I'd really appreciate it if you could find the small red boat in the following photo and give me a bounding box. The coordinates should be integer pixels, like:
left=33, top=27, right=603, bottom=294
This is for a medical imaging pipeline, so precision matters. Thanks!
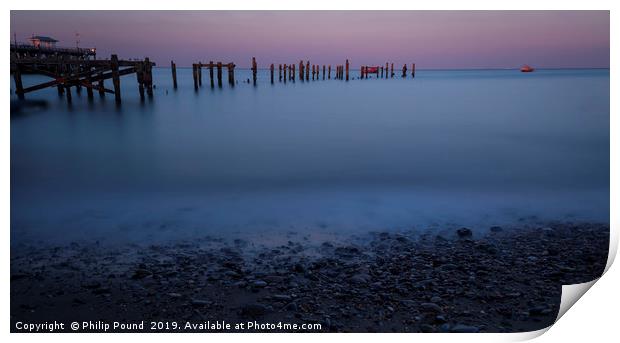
left=520, top=65, right=534, bottom=72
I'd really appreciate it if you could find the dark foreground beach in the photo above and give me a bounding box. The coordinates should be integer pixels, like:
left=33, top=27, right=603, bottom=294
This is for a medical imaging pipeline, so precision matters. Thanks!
left=11, top=222, right=608, bottom=333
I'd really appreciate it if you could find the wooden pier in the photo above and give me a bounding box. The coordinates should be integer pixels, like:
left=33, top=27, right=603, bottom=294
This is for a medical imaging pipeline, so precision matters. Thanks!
left=12, top=47, right=419, bottom=105
left=11, top=52, right=155, bottom=104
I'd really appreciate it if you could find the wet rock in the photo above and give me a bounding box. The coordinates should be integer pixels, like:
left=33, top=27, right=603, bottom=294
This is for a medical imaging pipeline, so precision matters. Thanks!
left=457, top=228, right=473, bottom=238
left=490, top=226, right=503, bottom=233
left=272, top=294, right=292, bottom=301
left=285, top=302, right=298, bottom=312
left=131, top=268, right=153, bottom=280
left=191, top=299, right=211, bottom=307
left=529, top=306, right=552, bottom=316
left=82, top=281, right=101, bottom=289
left=92, top=287, right=111, bottom=295
left=253, top=280, right=268, bottom=288
left=239, top=303, right=269, bottom=317
left=420, top=302, right=443, bottom=313
left=349, top=273, right=371, bottom=284
left=293, top=263, right=305, bottom=273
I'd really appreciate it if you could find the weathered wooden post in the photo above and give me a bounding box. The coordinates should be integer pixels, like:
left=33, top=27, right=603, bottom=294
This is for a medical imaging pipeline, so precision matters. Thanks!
left=197, top=61, right=202, bottom=87
left=192, top=64, right=198, bottom=91
left=385, top=63, right=389, bottom=79
left=306, top=61, right=310, bottom=81
left=111, top=54, right=121, bottom=103
left=171, top=60, right=178, bottom=89
left=12, top=63, right=25, bottom=100
left=291, top=64, right=295, bottom=81
left=327, top=65, right=331, bottom=79
left=278, top=64, right=282, bottom=82
left=209, top=61, right=215, bottom=88
left=136, top=62, right=145, bottom=100
left=217, top=62, right=223, bottom=87
left=228, top=64, right=235, bottom=86
left=412, top=63, right=416, bottom=78
left=283, top=64, right=287, bottom=84
left=390, top=63, right=394, bottom=78
left=65, top=84, right=72, bottom=103
left=311, top=65, right=315, bottom=80
left=251, top=57, right=257, bottom=85
left=144, top=57, right=153, bottom=97
left=402, top=64, right=407, bottom=78
left=86, top=68, right=94, bottom=100
left=270, top=64, right=275, bottom=84
left=76, top=63, right=82, bottom=95
left=97, top=72, right=105, bottom=97
left=299, top=60, right=304, bottom=81
left=346, top=59, right=349, bottom=81
left=55, top=63, right=64, bottom=96
left=380, top=67, right=384, bottom=78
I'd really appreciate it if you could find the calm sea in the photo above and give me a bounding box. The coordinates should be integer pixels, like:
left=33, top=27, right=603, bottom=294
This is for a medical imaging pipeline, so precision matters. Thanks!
left=10, top=68, right=610, bottom=245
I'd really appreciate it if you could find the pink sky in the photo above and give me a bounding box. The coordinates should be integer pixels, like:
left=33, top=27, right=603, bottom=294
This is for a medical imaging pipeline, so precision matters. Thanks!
left=10, top=11, right=609, bottom=69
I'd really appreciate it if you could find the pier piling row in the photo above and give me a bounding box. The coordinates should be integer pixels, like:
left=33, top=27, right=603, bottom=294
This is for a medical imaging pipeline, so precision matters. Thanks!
left=192, top=62, right=236, bottom=90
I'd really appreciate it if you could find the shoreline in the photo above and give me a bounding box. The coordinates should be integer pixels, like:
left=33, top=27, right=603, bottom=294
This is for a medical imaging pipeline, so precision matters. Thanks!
left=11, top=221, right=609, bottom=333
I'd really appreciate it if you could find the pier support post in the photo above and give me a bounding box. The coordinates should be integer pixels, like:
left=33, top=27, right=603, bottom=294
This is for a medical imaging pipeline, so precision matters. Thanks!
left=197, top=62, right=202, bottom=87
left=328, top=65, right=331, bottom=79
left=144, top=57, right=153, bottom=97
left=171, top=61, right=178, bottom=89
left=209, top=62, right=214, bottom=88
left=390, top=63, right=394, bottom=78
left=270, top=64, right=274, bottom=84
left=192, top=64, right=198, bottom=91
left=402, top=64, right=407, bottom=78
left=65, top=85, right=72, bottom=103
left=86, top=68, right=94, bottom=100
left=13, top=63, right=25, bottom=100
left=111, top=54, right=121, bottom=103
left=306, top=61, right=310, bottom=81
left=251, top=57, right=257, bottom=85
left=291, top=64, right=295, bottom=81
left=412, top=63, right=416, bottom=78
left=278, top=64, right=282, bottom=82
left=228, top=64, right=235, bottom=86
left=299, top=61, right=304, bottom=81
left=346, top=59, right=349, bottom=81
left=283, top=64, right=287, bottom=84
left=217, top=62, right=223, bottom=87
left=55, top=64, right=64, bottom=96
left=136, top=62, right=145, bottom=100
left=98, top=72, right=105, bottom=97
left=385, top=63, right=389, bottom=79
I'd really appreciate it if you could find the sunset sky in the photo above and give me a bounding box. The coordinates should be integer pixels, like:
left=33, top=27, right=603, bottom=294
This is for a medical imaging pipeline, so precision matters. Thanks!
left=10, top=11, right=610, bottom=69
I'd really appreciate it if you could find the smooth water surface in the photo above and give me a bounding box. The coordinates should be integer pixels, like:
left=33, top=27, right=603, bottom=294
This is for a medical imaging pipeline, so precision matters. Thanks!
left=11, top=68, right=610, bottom=244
